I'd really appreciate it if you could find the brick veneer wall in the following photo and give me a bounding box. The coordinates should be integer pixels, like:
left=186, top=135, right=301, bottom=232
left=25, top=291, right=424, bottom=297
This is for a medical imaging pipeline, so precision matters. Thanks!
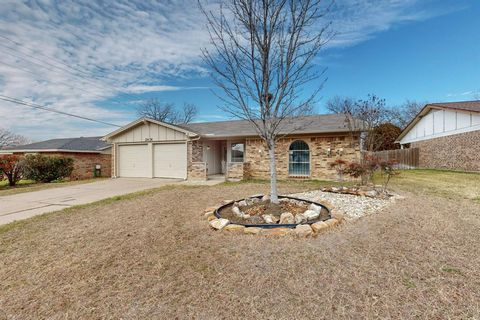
left=226, top=162, right=244, bottom=180
left=245, top=134, right=360, bottom=180
left=187, top=140, right=207, bottom=180
left=17, top=152, right=111, bottom=180
left=411, top=130, right=480, bottom=171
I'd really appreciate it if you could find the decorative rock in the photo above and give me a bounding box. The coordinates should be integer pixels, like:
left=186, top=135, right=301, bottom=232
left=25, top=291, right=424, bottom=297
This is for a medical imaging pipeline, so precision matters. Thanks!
left=261, top=194, right=270, bottom=202
left=263, top=228, right=291, bottom=237
left=238, top=200, right=247, bottom=207
left=331, top=211, right=345, bottom=222
left=244, top=227, right=263, bottom=234
left=209, top=218, right=230, bottom=230
left=207, top=215, right=217, bottom=221
left=309, top=203, right=322, bottom=214
left=250, top=197, right=261, bottom=204
left=262, top=214, right=276, bottom=224
left=279, top=212, right=295, bottom=224
left=204, top=207, right=217, bottom=214
left=232, top=206, right=243, bottom=217
left=294, top=224, right=313, bottom=238
left=311, top=221, right=329, bottom=233
left=324, top=218, right=339, bottom=228
left=294, top=213, right=307, bottom=224
left=204, top=211, right=215, bottom=218
left=224, top=224, right=245, bottom=232
left=303, top=209, right=320, bottom=221
left=222, top=199, right=234, bottom=205
left=365, top=190, right=378, bottom=198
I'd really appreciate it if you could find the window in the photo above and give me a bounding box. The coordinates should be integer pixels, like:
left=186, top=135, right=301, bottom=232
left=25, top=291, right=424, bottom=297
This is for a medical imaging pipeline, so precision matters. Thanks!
left=288, top=140, right=310, bottom=176
left=231, top=143, right=244, bottom=163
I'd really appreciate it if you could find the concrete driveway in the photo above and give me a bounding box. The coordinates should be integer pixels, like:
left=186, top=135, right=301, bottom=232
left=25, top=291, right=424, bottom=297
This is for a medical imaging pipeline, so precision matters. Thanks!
left=0, top=178, right=182, bottom=226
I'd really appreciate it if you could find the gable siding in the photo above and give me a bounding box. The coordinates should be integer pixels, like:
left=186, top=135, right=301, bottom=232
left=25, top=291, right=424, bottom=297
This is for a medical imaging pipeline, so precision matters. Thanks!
left=400, top=109, right=480, bottom=144
left=110, top=122, right=187, bottom=143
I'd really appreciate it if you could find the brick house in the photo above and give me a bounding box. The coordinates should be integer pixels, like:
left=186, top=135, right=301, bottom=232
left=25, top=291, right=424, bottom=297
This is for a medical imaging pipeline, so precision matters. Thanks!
left=396, top=100, right=480, bottom=172
left=0, top=137, right=112, bottom=179
left=103, top=114, right=361, bottom=181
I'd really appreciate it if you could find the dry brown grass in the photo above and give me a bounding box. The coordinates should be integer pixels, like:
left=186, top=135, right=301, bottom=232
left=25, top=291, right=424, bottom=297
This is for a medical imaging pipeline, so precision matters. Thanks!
left=1, top=176, right=479, bottom=319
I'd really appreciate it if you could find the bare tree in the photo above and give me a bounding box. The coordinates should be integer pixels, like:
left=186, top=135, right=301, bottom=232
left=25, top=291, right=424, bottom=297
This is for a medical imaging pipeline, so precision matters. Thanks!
left=136, top=99, right=198, bottom=124
left=326, top=94, right=389, bottom=152
left=200, top=0, right=332, bottom=203
left=0, top=128, right=30, bottom=149
left=391, top=100, right=425, bottom=129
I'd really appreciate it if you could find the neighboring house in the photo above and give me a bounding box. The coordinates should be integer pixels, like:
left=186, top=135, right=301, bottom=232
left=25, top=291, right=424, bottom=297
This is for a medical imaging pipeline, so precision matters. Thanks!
left=0, top=137, right=112, bottom=179
left=103, top=114, right=361, bottom=181
left=396, top=100, right=480, bottom=172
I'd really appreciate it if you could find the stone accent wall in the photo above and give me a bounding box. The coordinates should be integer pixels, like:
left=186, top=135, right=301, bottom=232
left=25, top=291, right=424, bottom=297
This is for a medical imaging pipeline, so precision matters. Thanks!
left=245, top=134, right=360, bottom=180
left=18, top=152, right=112, bottom=180
left=187, top=140, right=206, bottom=180
left=411, top=130, right=480, bottom=172
left=226, top=162, right=244, bottom=181
left=189, top=162, right=207, bottom=180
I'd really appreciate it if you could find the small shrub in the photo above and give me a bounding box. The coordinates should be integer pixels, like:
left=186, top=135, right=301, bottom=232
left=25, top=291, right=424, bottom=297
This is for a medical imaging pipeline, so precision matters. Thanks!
left=378, top=160, right=400, bottom=192
left=24, top=154, right=74, bottom=183
left=0, top=154, right=24, bottom=186
left=345, top=155, right=380, bottom=185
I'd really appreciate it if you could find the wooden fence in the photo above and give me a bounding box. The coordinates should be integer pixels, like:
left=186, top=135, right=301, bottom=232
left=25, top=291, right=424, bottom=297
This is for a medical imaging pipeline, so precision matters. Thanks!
left=370, top=148, right=419, bottom=169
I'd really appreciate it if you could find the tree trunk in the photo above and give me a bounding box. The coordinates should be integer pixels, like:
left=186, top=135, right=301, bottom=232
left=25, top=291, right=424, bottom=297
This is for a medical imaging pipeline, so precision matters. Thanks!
left=267, top=139, right=279, bottom=204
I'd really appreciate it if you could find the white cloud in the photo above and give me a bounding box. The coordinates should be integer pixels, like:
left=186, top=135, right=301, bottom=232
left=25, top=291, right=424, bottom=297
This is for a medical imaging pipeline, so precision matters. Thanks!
left=0, top=0, right=467, bottom=140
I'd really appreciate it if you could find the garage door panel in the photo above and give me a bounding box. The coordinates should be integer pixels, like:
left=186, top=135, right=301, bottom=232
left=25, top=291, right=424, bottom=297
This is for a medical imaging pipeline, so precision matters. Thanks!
left=118, top=144, right=150, bottom=178
left=153, top=143, right=186, bottom=179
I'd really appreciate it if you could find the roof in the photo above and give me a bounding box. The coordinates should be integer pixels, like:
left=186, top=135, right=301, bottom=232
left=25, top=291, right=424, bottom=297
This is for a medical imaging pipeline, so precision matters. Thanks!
left=396, top=100, right=480, bottom=143
left=1, top=136, right=111, bottom=153
left=103, top=117, right=198, bottom=140
left=179, top=113, right=360, bottom=138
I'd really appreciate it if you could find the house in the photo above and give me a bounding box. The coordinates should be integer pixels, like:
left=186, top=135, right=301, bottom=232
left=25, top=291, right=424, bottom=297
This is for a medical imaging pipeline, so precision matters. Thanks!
left=396, top=100, right=480, bottom=171
left=0, top=137, right=112, bottom=179
left=102, top=114, right=361, bottom=181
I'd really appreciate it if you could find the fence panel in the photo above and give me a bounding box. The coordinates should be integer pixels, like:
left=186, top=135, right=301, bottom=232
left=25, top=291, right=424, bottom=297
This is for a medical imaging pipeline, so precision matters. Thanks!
left=371, top=148, right=419, bottom=169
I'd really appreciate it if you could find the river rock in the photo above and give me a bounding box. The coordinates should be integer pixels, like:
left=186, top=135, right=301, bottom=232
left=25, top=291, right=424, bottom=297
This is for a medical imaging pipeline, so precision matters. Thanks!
left=209, top=218, right=230, bottom=230
left=303, top=209, right=320, bottom=221
left=295, top=213, right=307, bottom=224
left=294, top=224, right=313, bottom=238
left=311, top=221, right=329, bottom=233
left=262, top=214, right=279, bottom=224
left=324, top=218, right=339, bottom=227
left=224, top=224, right=245, bottom=232
left=232, top=206, right=244, bottom=217
left=309, top=203, right=322, bottom=214
left=244, top=227, right=263, bottom=234
left=279, top=212, right=295, bottom=224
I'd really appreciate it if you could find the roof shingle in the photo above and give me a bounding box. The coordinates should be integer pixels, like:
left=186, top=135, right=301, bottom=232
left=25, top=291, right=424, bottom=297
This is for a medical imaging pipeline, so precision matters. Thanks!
left=6, top=136, right=110, bottom=152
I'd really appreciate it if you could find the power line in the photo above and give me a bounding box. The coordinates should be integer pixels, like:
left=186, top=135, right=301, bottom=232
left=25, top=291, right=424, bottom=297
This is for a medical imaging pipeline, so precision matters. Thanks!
left=0, top=94, right=121, bottom=127
left=0, top=39, right=141, bottom=102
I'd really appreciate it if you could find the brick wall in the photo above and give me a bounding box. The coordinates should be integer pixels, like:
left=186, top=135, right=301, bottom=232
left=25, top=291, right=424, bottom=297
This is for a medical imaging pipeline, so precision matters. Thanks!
left=411, top=130, right=480, bottom=171
left=187, top=140, right=207, bottom=180
left=245, top=134, right=360, bottom=180
left=17, top=152, right=111, bottom=180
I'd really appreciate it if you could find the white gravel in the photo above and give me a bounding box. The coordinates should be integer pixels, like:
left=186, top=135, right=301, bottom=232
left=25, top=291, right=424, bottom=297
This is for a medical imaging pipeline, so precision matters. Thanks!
left=289, top=190, right=401, bottom=220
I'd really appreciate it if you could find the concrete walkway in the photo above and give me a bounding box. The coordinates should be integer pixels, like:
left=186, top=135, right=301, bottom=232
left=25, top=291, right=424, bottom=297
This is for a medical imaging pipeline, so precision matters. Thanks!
left=0, top=178, right=186, bottom=225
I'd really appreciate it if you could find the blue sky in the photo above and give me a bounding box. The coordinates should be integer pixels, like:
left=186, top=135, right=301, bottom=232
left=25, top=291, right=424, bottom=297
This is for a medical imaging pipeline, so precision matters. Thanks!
left=0, top=0, right=479, bottom=140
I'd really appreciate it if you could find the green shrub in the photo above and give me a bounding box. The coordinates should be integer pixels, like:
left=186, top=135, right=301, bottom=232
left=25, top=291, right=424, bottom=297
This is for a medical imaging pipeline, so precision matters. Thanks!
left=24, top=154, right=74, bottom=183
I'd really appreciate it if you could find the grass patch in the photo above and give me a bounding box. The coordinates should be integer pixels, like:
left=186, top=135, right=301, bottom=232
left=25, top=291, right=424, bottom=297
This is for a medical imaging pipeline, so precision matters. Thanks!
left=0, top=178, right=108, bottom=196
left=402, top=278, right=416, bottom=289
left=374, top=169, right=480, bottom=200
left=442, top=267, right=462, bottom=274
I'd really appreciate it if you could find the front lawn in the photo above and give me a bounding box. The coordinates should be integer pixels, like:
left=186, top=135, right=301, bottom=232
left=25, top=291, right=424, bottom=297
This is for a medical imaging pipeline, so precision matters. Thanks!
left=0, top=171, right=479, bottom=318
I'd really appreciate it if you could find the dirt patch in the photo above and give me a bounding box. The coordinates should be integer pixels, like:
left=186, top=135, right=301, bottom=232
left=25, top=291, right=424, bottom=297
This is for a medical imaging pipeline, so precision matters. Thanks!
left=1, top=181, right=480, bottom=319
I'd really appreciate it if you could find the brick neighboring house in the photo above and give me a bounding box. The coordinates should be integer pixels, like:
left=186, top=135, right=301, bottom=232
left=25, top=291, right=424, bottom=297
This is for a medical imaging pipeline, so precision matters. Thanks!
left=0, top=137, right=112, bottom=179
left=396, top=100, right=480, bottom=172
left=103, top=114, right=362, bottom=181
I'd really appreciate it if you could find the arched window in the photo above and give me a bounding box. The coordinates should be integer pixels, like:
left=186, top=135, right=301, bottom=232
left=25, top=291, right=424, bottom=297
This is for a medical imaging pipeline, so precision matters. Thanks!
left=289, top=140, right=310, bottom=176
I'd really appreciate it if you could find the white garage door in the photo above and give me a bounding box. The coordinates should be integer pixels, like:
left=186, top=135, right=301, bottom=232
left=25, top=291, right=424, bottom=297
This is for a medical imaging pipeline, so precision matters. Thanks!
left=153, top=143, right=187, bottom=179
left=118, top=144, right=150, bottom=178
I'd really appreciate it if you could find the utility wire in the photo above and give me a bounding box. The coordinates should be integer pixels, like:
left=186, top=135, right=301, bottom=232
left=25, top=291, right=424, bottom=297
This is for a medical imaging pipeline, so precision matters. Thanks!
left=0, top=94, right=121, bottom=127
left=0, top=40, right=140, bottom=102
left=0, top=60, right=136, bottom=107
